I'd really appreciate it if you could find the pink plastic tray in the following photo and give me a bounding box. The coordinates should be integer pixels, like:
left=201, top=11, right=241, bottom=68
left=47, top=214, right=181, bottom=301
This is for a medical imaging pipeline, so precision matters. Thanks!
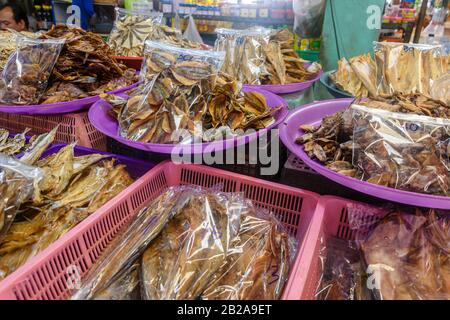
left=295, top=196, right=385, bottom=299
left=88, top=87, right=289, bottom=154
left=0, top=161, right=319, bottom=300
left=0, top=82, right=139, bottom=115
left=279, top=99, right=450, bottom=209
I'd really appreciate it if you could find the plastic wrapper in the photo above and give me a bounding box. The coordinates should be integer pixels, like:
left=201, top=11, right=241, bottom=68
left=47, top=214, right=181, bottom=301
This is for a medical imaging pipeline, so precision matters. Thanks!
left=293, top=0, right=326, bottom=38
left=0, top=36, right=64, bottom=105
left=108, top=8, right=163, bottom=57
left=71, top=187, right=199, bottom=300
left=117, top=41, right=224, bottom=144
left=214, top=27, right=271, bottom=85
left=0, top=143, right=133, bottom=280
left=140, top=189, right=247, bottom=300
left=183, top=15, right=203, bottom=45
left=431, top=73, right=450, bottom=105
left=346, top=203, right=450, bottom=300
left=374, top=42, right=448, bottom=97
left=352, top=104, right=450, bottom=195
left=315, top=236, right=370, bottom=300
left=201, top=210, right=297, bottom=300
left=0, top=154, right=42, bottom=241
left=90, top=262, right=141, bottom=300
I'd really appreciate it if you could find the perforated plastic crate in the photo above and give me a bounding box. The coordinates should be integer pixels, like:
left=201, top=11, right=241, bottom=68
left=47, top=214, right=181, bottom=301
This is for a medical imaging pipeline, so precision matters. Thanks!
left=0, top=161, right=320, bottom=300
left=0, top=112, right=107, bottom=151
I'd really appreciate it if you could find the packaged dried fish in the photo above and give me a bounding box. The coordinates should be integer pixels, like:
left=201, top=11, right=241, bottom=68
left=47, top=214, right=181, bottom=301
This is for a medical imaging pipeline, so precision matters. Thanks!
left=40, top=25, right=138, bottom=103
left=109, top=8, right=163, bottom=57
left=0, top=145, right=133, bottom=280
left=140, top=189, right=246, bottom=300
left=71, top=187, right=196, bottom=300
left=352, top=104, right=450, bottom=195
left=148, top=25, right=202, bottom=49
left=374, top=42, right=448, bottom=97
left=215, top=27, right=271, bottom=85
left=330, top=54, right=376, bottom=97
left=315, top=236, right=369, bottom=300
left=0, top=30, right=38, bottom=72
left=0, top=36, right=65, bottom=105
left=346, top=204, right=450, bottom=300
left=201, top=210, right=295, bottom=300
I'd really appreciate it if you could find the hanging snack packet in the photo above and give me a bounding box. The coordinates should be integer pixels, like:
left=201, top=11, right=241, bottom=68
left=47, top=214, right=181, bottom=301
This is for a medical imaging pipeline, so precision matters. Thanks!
left=108, top=8, right=163, bottom=57
left=0, top=36, right=64, bottom=105
left=352, top=104, right=450, bottom=195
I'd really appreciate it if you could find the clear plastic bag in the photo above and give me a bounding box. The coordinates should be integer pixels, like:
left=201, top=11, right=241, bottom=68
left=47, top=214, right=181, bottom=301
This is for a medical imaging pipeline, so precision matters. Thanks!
left=0, top=154, right=43, bottom=241
left=431, top=73, right=450, bottom=105
left=201, top=209, right=297, bottom=300
left=374, top=42, right=448, bottom=97
left=346, top=204, right=450, bottom=300
left=118, top=41, right=224, bottom=144
left=182, top=15, right=203, bottom=45
left=140, top=189, right=247, bottom=300
left=315, top=236, right=370, bottom=300
left=108, top=8, right=163, bottom=57
left=71, top=186, right=195, bottom=300
left=352, top=104, right=450, bottom=195
left=293, top=0, right=326, bottom=38
left=0, top=36, right=64, bottom=105
left=214, top=27, right=271, bottom=85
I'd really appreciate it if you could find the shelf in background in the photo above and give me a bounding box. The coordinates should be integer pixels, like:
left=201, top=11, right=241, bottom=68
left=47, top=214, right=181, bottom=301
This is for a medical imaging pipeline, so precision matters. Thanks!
left=163, top=13, right=293, bottom=26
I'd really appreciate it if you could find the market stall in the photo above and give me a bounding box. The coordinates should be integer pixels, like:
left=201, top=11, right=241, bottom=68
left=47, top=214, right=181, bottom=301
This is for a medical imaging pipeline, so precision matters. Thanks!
left=0, top=0, right=448, bottom=303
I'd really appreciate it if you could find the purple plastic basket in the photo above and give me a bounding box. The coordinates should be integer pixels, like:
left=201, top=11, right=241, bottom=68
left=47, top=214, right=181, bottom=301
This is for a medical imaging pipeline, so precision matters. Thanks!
left=244, top=65, right=323, bottom=94
left=88, top=86, right=289, bottom=154
left=279, top=98, right=450, bottom=209
left=0, top=82, right=139, bottom=116
left=42, top=144, right=154, bottom=180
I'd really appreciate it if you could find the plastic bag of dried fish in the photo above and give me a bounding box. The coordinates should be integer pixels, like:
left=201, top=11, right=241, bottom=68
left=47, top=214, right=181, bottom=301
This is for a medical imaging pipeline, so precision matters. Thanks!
left=214, top=27, right=271, bottom=85
left=201, top=208, right=296, bottom=300
left=109, top=8, right=163, bottom=57
left=374, top=42, right=448, bottom=97
left=117, top=41, right=224, bottom=144
left=346, top=203, right=450, bottom=300
left=0, top=36, right=65, bottom=105
left=0, top=154, right=43, bottom=241
left=71, top=186, right=198, bottom=300
left=140, top=188, right=248, bottom=300
left=352, top=104, right=450, bottom=195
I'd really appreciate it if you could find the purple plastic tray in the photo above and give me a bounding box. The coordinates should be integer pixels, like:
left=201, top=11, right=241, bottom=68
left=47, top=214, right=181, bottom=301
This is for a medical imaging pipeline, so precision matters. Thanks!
left=88, top=87, right=289, bottom=154
left=279, top=98, right=450, bottom=209
left=42, top=144, right=154, bottom=180
left=244, top=66, right=323, bottom=94
left=0, top=82, right=139, bottom=116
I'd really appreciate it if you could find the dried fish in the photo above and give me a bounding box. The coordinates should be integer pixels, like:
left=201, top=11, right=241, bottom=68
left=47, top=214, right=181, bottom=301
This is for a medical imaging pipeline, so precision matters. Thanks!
left=0, top=145, right=133, bottom=280
left=109, top=9, right=163, bottom=57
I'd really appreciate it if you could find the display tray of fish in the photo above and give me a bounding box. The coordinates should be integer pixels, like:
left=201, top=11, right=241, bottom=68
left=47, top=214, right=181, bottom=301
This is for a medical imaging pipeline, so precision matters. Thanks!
left=0, top=128, right=154, bottom=281
left=0, top=26, right=139, bottom=114
left=280, top=94, right=450, bottom=208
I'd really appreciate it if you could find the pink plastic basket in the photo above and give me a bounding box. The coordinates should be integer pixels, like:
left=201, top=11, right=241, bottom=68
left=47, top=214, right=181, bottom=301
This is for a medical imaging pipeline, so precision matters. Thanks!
left=0, top=161, right=319, bottom=300
left=295, top=196, right=385, bottom=300
left=0, top=112, right=107, bottom=151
